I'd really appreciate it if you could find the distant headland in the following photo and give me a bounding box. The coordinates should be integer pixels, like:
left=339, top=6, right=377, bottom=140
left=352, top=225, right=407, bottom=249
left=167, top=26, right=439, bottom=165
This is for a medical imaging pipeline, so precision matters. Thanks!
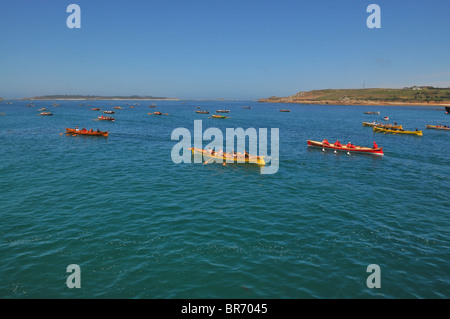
left=21, top=95, right=180, bottom=101
left=259, top=87, right=450, bottom=106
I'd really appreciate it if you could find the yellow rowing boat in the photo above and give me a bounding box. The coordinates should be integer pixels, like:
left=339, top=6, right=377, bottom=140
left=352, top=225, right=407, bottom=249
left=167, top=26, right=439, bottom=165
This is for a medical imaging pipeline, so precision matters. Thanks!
left=373, top=126, right=422, bottom=136
left=190, top=148, right=266, bottom=166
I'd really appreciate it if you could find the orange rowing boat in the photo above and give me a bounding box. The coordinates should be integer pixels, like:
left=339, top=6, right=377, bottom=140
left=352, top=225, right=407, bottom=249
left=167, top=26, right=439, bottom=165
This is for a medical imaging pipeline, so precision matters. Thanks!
left=65, top=128, right=108, bottom=137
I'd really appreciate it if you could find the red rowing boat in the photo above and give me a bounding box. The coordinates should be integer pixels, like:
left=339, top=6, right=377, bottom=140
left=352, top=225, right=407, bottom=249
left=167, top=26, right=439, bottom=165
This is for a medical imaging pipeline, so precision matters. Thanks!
left=307, top=140, right=383, bottom=156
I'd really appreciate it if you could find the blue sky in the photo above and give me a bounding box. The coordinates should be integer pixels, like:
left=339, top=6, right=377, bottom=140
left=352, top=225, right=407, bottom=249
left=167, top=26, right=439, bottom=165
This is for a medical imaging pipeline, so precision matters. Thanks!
left=1, top=0, right=449, bottom=99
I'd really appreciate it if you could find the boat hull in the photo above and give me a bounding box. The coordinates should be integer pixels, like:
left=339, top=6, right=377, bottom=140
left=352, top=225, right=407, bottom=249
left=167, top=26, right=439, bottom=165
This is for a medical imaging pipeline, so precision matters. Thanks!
left=190, top=148, right=266, bottom=166
left=307, top=140, right=384, bottom=156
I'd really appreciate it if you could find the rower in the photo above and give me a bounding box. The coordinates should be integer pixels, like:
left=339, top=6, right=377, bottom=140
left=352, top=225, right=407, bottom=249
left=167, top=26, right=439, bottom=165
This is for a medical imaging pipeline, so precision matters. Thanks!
left=322, top=139, right=330, bottom=145
left=373, top=141, right=378, bottom=149
left=334, top=140, right=341, bottom=147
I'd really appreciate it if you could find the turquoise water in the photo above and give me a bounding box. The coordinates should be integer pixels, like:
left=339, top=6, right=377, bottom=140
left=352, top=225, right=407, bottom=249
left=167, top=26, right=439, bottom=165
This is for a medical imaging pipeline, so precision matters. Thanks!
left=0, top=100, right=448, bottom=299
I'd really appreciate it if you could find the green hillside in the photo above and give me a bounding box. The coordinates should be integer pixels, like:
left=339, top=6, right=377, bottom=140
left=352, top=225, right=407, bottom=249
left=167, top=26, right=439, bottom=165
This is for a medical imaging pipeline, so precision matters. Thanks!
left=261, top=87, right=450, bottom=104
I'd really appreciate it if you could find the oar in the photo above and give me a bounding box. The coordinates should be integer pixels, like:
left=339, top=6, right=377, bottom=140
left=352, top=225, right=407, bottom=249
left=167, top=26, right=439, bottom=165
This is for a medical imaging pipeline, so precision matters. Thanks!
left=203, top=157, right=214, bottom=165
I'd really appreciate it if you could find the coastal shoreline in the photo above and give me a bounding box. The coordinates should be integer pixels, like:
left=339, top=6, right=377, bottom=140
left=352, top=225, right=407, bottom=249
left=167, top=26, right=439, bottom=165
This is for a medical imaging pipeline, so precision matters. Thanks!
left=258, top=87, right=450, bottom=107
left=258, top=99, right=450, bottom=107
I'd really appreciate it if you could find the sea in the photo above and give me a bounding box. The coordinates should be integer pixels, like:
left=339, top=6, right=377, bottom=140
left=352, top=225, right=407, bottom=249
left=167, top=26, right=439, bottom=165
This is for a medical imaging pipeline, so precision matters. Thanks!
left=0, top=99, right=448, bottom=299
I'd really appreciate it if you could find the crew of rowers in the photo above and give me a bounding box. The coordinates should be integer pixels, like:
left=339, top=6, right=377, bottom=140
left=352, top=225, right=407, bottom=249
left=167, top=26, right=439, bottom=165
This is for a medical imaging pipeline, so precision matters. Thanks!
left=322, top=139, right=378, bottom=149
left=371, top=121, right=421, bottom=132
left=207, top=147, right=251, bottom=159
left=434, top=124, right=449, bottom=128
left=370, top=121, right=400, bottom=128
left=99, top=115, right=114, bottom=120
left=75, top=127, right=102, bottom=133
